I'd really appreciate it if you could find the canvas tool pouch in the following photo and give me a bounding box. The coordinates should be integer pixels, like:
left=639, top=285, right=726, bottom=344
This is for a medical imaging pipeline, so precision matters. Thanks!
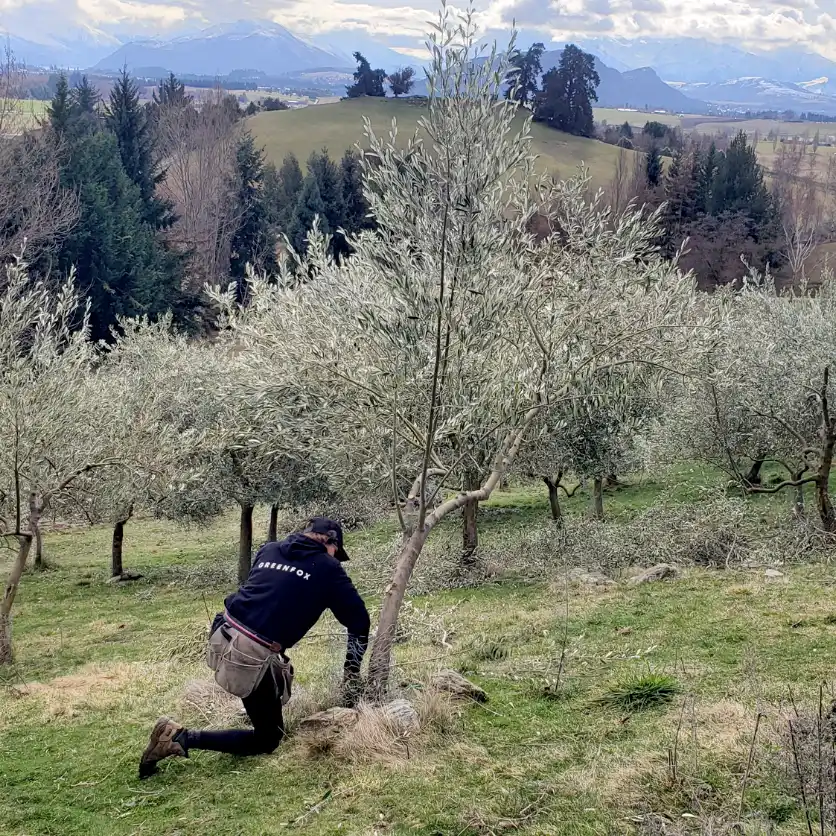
left=207, top=620, right=294, bottom=703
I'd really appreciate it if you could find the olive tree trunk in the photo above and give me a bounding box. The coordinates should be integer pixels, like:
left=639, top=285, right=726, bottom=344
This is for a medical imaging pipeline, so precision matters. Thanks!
left=592, top=477, right=605, bottom=521
left=543, top=476, right=563, bottom=527
left=366, top=415, right=537, bottom=699
left=461, top=471, right=480, bottom=566
left=238, top=503, right=255, bottom=584
left=111, top=505, right=134, bottom=578
left=268, top=504, right=279, bottom=542
left=745, top=458, right=765, bottom=486
left=32, top=521, right=44, bottom=571
left=30, top=493, right=45, bottom=571
left=366, top=527, right=428, bottom=698
left=1, top=527, right=34, bottom=665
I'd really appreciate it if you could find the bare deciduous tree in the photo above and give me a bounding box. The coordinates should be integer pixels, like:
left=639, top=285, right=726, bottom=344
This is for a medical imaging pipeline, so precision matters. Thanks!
left=157, top=87, right=242, bottom=292
left=0, top=49, right=78, bottom=269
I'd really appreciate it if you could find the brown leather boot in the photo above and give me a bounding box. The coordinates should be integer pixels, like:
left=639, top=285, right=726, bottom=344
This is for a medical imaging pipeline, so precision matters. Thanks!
left=138, top=717, right=187, bottom=779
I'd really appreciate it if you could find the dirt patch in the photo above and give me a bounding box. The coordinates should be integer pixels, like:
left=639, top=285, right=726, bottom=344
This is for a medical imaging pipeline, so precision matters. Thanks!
left=9, top=662, right=149, bottom=718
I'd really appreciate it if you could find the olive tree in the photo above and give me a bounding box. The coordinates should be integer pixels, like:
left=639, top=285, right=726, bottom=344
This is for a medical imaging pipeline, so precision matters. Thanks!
left=214, top=3, right=707, bottom=696
left=0, top=261, right=116, bottom=663
left=75, top=318, right=221, bottom=578
left=658, top=270, right=836, bottom=525
left=720, top=272, right=836, bottom=526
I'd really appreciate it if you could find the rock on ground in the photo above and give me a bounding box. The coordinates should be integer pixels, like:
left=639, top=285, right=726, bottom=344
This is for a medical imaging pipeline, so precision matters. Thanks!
left=380, top=698, right=420, bottom=733
left=569, top=568, right=617, bottom=588
left=628, top=564, right=678, bottom=586
left=429, top=669, right=488, bottom=703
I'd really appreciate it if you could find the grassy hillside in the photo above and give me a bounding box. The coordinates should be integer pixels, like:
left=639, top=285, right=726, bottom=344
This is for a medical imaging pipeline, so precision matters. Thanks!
left=250, top=98, right=632, bottom=189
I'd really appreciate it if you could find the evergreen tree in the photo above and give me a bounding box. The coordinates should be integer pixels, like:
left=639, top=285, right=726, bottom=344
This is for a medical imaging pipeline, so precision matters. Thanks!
left=698, top=142, right=718, bottom=214
left=534, top=44, right=599, bottom=137
left=307, top=148, right=344, bottom=240
left=346, top=52, right=386, bottom=98
left=619, top=121, right=633, bottom=139
left=504, top=43, right=545, bottom=107
left=266, top=152, right=305, bottom=234
left=56, top=131, right=181, bottom=341
left=710, top=131, right=771, bottom=223
left=229, top=131, right=277, bottom=293
left=387, top=67, right=416, bottom=98
left=646, top=144, right=662, bottom=188
left=662, top=146, right=703, bottom=257
left=47, top=73, right=73, bottom=135
left=339, top=149, right=371, bottom=235
left=153, top=72, right=188, bottom=108
left=106, top=68, right=173, bottom=229
left=289, top=175, right=328, bottom=254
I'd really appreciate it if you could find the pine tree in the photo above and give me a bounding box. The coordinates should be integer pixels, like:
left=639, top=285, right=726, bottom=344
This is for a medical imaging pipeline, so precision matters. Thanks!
left=346, top=52, right=386, bottom=98
left=333, top=149, right=373, bottom=262
left=56, top=131, right=182, bottom=341
left=47, top=73, right=73, bottom=135
left=307, top=149, right=344, bottom=245
left=504, top=43, right=545, bottom=107
left=289, top=175, right=328, bottom=254
left=646, top=144, right=662, bottom=188
left=710, top=131, right=771, bottom=223
left=153, top=72, right=188, bottom=108
left=534, top=44, right=599, bottom=137
left=268, top=153, right=305, bottom=232
left=229, top=131, right=277, bottom=293
left=106, top=68, right=173, bottom=229
left=698, top=142, right=718, bottom=214
left=340, top=149, right=371, bottom=235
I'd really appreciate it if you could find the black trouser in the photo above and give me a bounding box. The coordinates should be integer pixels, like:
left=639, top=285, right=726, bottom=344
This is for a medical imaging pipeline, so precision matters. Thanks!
left=186, top=673, right=284, bottom=756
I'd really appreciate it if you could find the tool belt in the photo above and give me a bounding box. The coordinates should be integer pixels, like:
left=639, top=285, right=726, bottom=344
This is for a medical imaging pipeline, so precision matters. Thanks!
left=207, top=611, right=294, bottom=703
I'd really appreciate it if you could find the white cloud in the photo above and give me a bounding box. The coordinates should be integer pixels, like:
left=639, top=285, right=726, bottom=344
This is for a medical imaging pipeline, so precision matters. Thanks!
left=2, top=0, right=836, bottom=59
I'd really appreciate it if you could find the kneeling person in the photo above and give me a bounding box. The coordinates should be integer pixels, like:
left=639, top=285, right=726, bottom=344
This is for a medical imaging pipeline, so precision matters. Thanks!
left=139, top=518, right=370, bottom=778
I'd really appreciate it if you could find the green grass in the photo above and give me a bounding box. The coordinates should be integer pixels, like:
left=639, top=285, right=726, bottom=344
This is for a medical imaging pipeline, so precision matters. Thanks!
left=250, top=97, right=636, bottom=189
left=0, top=467, right=832, bottom=834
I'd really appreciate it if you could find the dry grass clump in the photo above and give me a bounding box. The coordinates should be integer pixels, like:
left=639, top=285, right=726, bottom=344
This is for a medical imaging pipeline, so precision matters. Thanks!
left=637, top=813, right=775, bottom=835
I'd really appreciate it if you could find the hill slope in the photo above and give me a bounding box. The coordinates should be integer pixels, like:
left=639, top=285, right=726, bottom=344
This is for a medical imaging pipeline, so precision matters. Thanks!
left=250, top=98, right=634, bottom=188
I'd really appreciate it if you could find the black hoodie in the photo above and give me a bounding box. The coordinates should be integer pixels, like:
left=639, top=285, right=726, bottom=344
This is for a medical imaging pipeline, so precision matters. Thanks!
left=224, top=533, right=371, bottom=674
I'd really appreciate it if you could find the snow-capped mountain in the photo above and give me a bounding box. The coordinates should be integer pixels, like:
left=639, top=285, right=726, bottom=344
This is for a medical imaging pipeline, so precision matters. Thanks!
left=676, top=77, right=836, bottom=114
left=0, top=24, right=123, bottom=69
left=93, top=20, right=350, bottom=75
left=577, top=37, right=836, bottom=86
left=310, top=31, right=423, bottom=72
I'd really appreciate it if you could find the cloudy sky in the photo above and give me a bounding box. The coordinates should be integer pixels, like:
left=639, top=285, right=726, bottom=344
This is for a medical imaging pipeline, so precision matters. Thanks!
left=1, top=0, right=834, bottom=57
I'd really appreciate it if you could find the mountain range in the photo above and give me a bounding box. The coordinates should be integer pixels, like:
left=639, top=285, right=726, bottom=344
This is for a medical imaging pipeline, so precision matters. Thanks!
left=5, top=20, right=836, bottom=115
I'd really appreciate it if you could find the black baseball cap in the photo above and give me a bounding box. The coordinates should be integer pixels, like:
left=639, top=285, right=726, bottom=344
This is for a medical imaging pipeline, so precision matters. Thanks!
left=305, top=518, right=349, bottom=561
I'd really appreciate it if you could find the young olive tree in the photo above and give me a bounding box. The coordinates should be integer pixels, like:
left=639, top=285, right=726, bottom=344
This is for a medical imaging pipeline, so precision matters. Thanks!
left=214, top=3, right=707, bottom=696
left=722, top=272, right=836, bottom=526
left=0, top=261, right=116, bottom=663
left=73, top=318, right=220, bottom=578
